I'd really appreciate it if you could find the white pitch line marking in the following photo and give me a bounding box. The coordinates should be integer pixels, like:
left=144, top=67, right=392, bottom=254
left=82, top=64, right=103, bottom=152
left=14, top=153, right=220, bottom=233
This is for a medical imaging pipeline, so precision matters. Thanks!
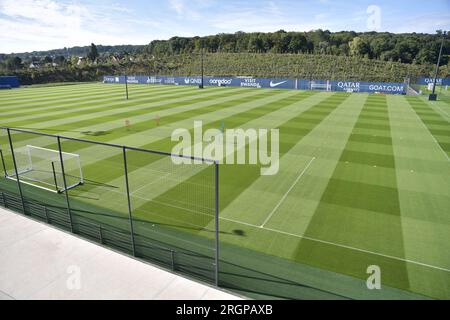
left=262, top=226, right=450, bottom=273
left=435, top=105, right=449, bottom=118
left=130, top=172, right=172, bottom=195
left=260, top=157, right=316, bottom=228
left=220, top=216, right=450, bottom=273
left=407, top=100, right=450, bottom=162
left=80, top=172, right=450, bottom=273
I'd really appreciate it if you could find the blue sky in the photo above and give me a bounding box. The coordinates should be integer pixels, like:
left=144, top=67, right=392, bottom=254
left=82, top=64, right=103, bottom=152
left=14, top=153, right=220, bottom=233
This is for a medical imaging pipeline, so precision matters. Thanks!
left=1, top=0, right=449, bottom=53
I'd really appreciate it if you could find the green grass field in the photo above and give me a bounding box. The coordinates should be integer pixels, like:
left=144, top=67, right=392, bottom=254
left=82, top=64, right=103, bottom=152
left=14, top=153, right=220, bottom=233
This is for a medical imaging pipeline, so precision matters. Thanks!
left=416, top=84, right=450, bottom=101
left=0, top=83, right=449, bottom=299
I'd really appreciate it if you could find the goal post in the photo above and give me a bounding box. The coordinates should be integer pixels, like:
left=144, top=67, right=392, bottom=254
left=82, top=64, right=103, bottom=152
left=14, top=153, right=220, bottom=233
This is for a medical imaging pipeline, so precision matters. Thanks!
left=310, top=80, right=331, bottom=91
left=3, top=145, right=84, bottom=193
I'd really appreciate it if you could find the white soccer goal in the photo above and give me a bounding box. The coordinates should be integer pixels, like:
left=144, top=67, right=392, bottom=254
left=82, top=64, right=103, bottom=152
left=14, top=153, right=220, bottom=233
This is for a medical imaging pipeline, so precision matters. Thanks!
left=310, top=80, right=331, bottom=91
left=4, top=145, right=84, bottom=193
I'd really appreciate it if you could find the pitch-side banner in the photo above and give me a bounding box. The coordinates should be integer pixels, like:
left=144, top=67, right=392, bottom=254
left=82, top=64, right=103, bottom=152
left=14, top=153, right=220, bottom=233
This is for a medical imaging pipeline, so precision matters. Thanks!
left=103, top=76, right=406, bottom=94
left=103, top=76, right=296, bottom=89
left=415, top=77, right=450, bottom=86
left=172, top=76, right=297, bottom=89
left=298, top=80, right=406, bottom=94
left=0, top=76, right=20, bottom=88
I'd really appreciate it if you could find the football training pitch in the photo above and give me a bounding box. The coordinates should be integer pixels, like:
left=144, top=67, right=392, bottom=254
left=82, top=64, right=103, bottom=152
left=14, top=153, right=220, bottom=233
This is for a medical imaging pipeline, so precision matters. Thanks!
left=0, top=83, right=449, bottom=299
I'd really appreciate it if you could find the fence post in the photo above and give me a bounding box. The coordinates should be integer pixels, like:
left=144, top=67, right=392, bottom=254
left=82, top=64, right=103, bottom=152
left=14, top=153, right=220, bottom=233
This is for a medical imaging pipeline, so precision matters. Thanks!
left=51, top=162, right=59, bottom=192
left=214, top=161, right=220, bottom=287
left=1, top=192, right=6, bottom=207
left=44, top=206, right=50, bottom=223
left=123, top=146, right=137, bottom=256
left=57, top=136, right=74, bottom=233
left=99, top=225, right=104, bottom=244
left=171, top=250, right=175, bottom=271
left=0, top=149, right=8, bottom=177
left=6, top=129, right=26, bottom=215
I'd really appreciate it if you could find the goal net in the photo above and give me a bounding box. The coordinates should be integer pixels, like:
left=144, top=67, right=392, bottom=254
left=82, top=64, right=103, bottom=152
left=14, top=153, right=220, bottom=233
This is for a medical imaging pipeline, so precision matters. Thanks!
left=310, top=81, right=331, bottom=91
left=4, top=145, right=84, bottom=193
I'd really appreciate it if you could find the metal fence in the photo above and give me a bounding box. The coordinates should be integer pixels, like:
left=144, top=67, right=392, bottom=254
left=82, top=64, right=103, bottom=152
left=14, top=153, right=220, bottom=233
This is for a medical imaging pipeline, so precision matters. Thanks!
left=1, top=127, right=426, bottom=300
left=0, top=126, right=220, bottom=286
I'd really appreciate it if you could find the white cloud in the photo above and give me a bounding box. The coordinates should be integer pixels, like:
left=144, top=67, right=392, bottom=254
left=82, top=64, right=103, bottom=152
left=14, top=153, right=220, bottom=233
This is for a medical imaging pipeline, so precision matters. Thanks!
left=2, top=0, right=449, bottom=53
left=208, top=1, right=332, bottom=33
left=167, top=0, right=205, bottom=20
left=168, top=0, right=184, bottom=15
left=0, top=0, right=85, bottom=30
left=0, top=0, right=153, bottom=53
left=386, top=13, right=450, bottom=33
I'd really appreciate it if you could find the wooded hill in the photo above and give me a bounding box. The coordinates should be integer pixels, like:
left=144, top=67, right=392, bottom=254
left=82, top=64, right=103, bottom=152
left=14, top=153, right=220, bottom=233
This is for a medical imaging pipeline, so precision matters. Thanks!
left=1, top=30, right=448, bottom=84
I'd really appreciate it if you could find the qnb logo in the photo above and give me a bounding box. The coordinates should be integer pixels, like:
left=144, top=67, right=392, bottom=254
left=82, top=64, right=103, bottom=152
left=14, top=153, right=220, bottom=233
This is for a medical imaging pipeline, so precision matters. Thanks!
left=209, top=78, right=233, bottom=86
left=184, top=78, right=202, bottom=85
left=367, top=5, right=381, bottom=31
left=171, top=121, right=280, bottom=176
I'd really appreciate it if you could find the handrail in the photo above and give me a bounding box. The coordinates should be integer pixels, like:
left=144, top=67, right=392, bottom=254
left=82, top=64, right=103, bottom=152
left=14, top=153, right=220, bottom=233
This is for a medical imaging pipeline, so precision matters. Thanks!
left=0, top=126, right=217, bottom=164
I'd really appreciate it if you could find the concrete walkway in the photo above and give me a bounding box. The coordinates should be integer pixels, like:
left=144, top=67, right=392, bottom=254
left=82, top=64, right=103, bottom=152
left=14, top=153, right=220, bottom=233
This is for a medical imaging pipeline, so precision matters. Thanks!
left=0, top=208, right=241, bottom=300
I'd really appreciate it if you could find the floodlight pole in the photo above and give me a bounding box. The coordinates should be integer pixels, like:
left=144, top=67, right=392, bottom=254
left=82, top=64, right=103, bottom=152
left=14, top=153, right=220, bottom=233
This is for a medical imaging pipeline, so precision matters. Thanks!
left=200, top=40, right=205, bottom=89
left=125, top=74, right=129, bottom=100
left=430, top=31, right=446, bottom=100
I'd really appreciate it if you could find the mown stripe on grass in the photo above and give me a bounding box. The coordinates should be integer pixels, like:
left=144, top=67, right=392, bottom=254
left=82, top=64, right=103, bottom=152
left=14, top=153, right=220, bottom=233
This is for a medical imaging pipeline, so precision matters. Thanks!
left=405, top=97, right=450, bottom=158
left=0, top=83, right=176, bottom=103
left=63, top=90, right=315, bottom=192
left=386, top=95, right=450, bottom=299
left=5, top=89, right=307, bottom=178
left=0, top=85, right=196, bottom=117
left=128, top=93, right=349, bottom=230
left=20, top=91, right=321, bottom=231
left=293, top=94, right=410, bottom=292
left=7, top=91, right=270, bottom=147
left=0, top=83, right=174, bottom=106
left=5, top=91, right=317, bottom=241
left=6, top=88, right=269, bottom=145
left=2, top=85, right=229, bottom=125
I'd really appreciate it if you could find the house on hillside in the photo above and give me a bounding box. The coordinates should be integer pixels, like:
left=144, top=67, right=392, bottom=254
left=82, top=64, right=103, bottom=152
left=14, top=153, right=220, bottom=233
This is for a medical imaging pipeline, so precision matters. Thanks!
left=29, top=61, right=45, bottom=69
left=77, top=57, right=87, bottom=66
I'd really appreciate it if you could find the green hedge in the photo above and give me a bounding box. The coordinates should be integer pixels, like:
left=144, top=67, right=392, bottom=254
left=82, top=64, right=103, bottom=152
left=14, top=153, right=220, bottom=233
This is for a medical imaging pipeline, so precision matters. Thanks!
left=2, top=53, right=447, bottom=85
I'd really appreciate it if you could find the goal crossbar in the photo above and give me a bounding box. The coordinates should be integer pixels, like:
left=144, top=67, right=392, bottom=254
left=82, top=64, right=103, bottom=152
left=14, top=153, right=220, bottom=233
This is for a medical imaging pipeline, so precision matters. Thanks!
left=2, top=145, right=84, bottom=194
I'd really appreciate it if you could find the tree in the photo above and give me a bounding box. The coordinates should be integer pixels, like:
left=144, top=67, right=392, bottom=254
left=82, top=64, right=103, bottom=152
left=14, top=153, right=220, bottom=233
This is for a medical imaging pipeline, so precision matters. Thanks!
left=288, top=34, right=307, bottom=53
left=87, top=43, right=99, bottom=62
left=319, top=41, right=329, bottom=54
left=248, top=34, right=264, bottom=53
left=349, top=37, right=371, bottom=57
left=54, top=55, right=66, bottom=66
left=370, top=35, right=393, bottom=59
left=393, top=39, right=419, bottom=63
left=5, top=56, right=22, bottom=70
left=309, top=29, right=331, bottom=53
